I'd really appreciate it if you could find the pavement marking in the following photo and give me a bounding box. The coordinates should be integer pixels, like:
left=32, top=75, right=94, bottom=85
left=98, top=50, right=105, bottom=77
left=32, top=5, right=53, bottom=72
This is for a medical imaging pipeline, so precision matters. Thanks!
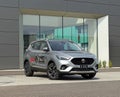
left=0, top=72, right=120, bottom=86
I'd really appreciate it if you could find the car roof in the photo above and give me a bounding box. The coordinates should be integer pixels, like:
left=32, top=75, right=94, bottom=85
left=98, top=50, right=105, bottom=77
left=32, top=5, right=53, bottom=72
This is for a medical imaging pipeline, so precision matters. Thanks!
left=30, top=39, right=71, bottom=44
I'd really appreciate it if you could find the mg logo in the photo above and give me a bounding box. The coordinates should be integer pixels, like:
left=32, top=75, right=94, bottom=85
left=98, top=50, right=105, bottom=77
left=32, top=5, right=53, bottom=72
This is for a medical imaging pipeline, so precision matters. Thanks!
left=81, top=58, right=86, bottom=63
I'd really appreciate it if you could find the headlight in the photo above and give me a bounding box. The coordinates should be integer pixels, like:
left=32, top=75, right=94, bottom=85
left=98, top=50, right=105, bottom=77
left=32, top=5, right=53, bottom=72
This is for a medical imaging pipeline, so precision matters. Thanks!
left=94, top=57, right=98, bottom=64
left=56, top=55, right=70, bottom=60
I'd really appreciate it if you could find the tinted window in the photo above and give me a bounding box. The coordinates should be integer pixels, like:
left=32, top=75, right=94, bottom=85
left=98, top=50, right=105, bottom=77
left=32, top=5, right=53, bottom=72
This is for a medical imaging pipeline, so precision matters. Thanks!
left=49, top=40, right=81, bottom=51
left=40, top=42, right=48, bottom=50
left=31, top=41, right=48, bottom=50
left=31, top=42, right=41, bottom=50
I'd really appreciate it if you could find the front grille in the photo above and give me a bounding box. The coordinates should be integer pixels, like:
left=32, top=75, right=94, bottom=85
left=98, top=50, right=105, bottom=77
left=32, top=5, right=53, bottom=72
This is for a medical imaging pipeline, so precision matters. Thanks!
left=71, top=58, right=94, bottom=65
left=71, top=68, right=94, bottom=71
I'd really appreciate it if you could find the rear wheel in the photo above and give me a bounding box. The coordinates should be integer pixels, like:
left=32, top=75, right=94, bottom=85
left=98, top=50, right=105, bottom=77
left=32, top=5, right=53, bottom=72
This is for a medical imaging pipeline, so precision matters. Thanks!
left=24, top=61, right=34, bottom=76
left=47, top=62, right=60, bottom=80
left=81, top=73, right=96, bottom=79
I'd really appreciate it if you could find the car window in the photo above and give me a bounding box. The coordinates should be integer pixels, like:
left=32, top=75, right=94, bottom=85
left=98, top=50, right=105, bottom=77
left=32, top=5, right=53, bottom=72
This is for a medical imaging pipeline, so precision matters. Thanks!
left=31, top=41, right=41, bottom=50
left=64, top=42, right=80, bottom=51
left=40, top=42, right=48, bottom=50
left=49, top=41, right=64, bottom=51
left=49, top=40, right=81, bottom=51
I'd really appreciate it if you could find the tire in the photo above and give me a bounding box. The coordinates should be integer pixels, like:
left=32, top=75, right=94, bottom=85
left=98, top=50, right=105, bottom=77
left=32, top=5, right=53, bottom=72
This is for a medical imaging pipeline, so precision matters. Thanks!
left=81, top=73, right=96, bottom=79
left=47, top=62, right=60, bottom=80
left=24, top=61, right=34, bottom=76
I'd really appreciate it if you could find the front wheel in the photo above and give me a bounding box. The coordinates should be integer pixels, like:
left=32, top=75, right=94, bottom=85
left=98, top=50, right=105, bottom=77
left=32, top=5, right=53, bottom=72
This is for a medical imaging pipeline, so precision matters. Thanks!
left=47, top=62, right=60, bottom=80
left=24, top=61, right=34, bottom=76
left=81, top=73, right=96, bottom=79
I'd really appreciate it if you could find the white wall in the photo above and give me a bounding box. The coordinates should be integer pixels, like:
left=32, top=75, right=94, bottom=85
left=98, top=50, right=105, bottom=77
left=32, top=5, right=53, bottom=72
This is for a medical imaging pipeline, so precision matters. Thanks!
left=98, top=16, right=109, bottom=67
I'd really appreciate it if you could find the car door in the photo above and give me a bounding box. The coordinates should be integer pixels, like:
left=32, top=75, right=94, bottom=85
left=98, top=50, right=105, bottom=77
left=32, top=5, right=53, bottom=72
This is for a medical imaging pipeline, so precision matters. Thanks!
left=38, top=41, right=49, bottom=69
left=31, top=41, right=48, bottom=69
left=30, top=41, right=42, bottom=68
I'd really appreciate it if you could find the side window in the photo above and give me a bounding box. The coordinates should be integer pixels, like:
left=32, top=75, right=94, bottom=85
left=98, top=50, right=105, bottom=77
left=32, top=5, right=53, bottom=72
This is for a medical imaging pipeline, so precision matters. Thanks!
left=31, top=42, right=41, bottom=50
left=40, top=42, right=48, bottom=50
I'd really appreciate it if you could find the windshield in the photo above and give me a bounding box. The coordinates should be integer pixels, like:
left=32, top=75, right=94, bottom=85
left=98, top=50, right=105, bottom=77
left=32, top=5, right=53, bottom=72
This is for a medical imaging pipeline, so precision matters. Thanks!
left=49, top=40, right=82, bottom=51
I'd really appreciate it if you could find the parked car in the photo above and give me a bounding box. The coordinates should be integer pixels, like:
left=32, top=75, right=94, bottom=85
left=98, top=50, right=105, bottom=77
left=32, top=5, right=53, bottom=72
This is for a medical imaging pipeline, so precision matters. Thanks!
left=24, top=39, right=98, bottom=80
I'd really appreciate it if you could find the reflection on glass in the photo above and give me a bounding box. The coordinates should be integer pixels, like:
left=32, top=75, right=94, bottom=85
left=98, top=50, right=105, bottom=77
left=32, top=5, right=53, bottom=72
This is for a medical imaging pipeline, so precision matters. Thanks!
left=23, top=15, right=39, bottom=51
left=63, top=17, right=85, bottom=48
left=84, top=19, right=97, bottom=55
left=40, top=16, right=62, bottom=39
left=49, top=40, right=81, bottom=51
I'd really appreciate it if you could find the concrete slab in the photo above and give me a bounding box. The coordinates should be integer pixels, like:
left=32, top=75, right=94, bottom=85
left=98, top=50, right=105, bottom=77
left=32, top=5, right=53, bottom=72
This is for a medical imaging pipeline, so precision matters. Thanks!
left=0, top=72, right=120, bottom=87
left=0, top=67, right=120, bottom=75
left=0, top=69, right=24, bottom=75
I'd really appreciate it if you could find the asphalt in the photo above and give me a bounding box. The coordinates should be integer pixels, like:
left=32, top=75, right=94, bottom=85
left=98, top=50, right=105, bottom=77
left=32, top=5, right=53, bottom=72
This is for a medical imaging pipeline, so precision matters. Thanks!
left=0, top=68, right=120, bottom=97
left=0, top=81, right=120, bottom=97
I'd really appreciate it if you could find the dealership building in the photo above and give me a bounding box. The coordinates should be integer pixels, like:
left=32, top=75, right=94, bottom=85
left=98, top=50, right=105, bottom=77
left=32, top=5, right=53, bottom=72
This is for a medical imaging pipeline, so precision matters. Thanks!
left=0, top=0, right=120, bottom=69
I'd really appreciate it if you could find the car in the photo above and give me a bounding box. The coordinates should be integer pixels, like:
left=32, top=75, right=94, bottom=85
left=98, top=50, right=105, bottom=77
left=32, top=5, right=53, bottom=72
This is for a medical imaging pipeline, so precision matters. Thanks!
left=24, top=39, right=98, bottom=80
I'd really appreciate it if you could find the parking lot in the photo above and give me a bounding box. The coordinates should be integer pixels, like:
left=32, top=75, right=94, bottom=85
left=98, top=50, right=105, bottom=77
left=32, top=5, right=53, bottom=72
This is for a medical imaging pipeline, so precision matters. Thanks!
left=0, top=71, right=120, bottom=87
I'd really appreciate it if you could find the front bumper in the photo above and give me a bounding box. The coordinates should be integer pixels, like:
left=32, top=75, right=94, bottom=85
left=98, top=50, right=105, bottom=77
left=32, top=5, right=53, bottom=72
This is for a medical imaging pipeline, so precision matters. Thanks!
left=59, top=66, right=98, bottom=74
left=56, top=59, right=98, bottom=74
left=70, top=70, right=96, bottom=74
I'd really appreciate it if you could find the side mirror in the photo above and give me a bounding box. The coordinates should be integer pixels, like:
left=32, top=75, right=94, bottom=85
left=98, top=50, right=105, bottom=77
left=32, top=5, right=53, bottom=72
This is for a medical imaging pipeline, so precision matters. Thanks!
left=43, top=47, right=49, bottom=52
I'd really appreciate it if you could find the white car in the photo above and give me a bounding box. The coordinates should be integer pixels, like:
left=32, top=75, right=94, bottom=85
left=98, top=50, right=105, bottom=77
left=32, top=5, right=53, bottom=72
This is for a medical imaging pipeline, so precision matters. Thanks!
left=24, top=39, right=98, bottom=80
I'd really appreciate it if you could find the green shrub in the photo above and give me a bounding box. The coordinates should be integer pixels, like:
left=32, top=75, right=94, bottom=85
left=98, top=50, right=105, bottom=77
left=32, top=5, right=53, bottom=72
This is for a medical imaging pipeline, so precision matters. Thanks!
left=98, top=61, right=102, bottom=68
left=109, top=60, right=112, bottom=68
left=103, top=61, right=106, bottom=68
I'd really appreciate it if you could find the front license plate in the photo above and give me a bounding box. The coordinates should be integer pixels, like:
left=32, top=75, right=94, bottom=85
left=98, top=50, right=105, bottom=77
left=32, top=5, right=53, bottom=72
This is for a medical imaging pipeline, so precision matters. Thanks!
left=80, top=65, right=88, bottom=68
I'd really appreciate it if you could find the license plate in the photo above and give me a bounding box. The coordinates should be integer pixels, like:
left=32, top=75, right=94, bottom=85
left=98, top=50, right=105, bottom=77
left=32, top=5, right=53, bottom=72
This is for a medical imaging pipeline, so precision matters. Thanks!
left=80, top=65, right=88, bottom=68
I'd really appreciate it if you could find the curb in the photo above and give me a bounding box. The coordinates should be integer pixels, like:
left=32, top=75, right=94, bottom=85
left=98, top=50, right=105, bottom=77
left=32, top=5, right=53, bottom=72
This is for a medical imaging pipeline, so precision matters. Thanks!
left=99, top=67, right=120, bottom=72
left=0, top=69, right=24, bottom=76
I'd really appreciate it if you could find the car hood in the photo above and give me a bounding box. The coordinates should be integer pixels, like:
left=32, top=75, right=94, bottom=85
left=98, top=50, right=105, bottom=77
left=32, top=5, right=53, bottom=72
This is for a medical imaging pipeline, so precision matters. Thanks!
left=52, top=51, right=96, bottom=58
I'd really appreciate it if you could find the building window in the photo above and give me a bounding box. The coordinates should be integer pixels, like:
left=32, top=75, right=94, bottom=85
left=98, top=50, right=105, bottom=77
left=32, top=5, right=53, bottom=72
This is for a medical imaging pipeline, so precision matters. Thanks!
left=23, top=14, right=97, bottom=56
left=23, top=15, right=39, bottom=51
left=63, top=17, right=85, bottom=48
left=40, top=16, right=62, bottom=39
left=84, top=19, right=97, bottom=55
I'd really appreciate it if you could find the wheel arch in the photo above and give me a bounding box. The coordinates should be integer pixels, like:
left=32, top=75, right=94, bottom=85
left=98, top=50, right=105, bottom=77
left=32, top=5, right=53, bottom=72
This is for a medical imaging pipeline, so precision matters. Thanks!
left=47, top=60, right=60, bottom=70
left=24, top=59, right=29, bottom=66
left=48, top=60, right=55, bottom=66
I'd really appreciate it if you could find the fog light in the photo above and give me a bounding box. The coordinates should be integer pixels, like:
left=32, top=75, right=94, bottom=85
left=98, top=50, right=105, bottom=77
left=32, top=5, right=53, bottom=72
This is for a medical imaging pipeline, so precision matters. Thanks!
left=60, top=65, right=68, bottom=70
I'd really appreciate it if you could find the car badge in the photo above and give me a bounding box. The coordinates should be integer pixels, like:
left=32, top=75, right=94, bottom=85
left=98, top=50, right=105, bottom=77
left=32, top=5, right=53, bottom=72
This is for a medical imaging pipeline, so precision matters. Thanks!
left=81, top=58, right=86, bottom=63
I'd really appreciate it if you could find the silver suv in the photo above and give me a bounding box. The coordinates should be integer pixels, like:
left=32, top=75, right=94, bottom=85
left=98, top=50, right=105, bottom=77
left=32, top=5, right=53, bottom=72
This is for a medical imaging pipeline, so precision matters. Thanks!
left=24, top=40, right=98, bottom=80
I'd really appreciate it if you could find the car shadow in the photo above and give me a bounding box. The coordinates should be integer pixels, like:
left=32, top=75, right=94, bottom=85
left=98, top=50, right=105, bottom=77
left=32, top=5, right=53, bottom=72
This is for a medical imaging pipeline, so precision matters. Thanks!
left=60, top=75, right=100, bottom=81
left=32, top=73, right=100, bottom=81
left=32, top=73, right=48, bottom=78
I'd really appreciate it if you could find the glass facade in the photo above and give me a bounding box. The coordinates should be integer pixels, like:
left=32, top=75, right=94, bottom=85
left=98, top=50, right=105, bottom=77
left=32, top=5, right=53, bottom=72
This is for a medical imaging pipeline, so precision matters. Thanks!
left=40, top=16, right=62, bottom=39
left=23, top=14, right=97, bottom=55
left=23, top=15, right=39, bottom=51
